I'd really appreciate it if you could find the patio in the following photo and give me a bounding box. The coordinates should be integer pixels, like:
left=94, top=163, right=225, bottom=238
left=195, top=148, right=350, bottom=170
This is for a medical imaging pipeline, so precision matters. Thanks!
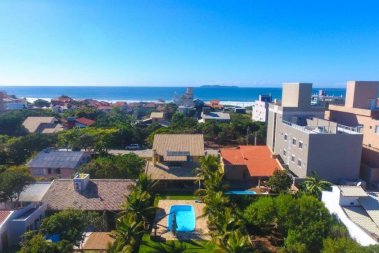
left=152, top=200, right=210, bottom=240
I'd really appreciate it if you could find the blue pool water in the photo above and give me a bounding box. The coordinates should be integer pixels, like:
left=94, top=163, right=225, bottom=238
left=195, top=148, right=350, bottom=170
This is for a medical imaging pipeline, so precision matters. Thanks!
left=226, top=190, right=257, bottom=195
left=168, top=205, right=196, bottom=232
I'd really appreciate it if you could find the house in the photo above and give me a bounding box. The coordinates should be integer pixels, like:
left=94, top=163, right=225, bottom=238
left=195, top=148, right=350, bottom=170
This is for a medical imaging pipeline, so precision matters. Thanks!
left=27, top=150, right=91, bottom=179
left=325, top=81, right=379, bottom=186
left=267, top=83, right=363, bottom=183
left=199, top=108, right=230, bottom=123
left=150, top=112, right=164, bottom=123
left=51, top=96, right=73, bottom=107
left=112, top=101, right=128, bottom=111
left=22, top=116, right=64, bottom=134
left=146, top=134, right=205, bottom=189
left=220, top=146, right=282, bottom=184
left=0, top=92, right=27, bottom=110
left=75, top=117, right=95, bottom=128
left=42, top=174, right=134, bottom=211
left=322, top=185, right=379, bottom=246
left=252, top=94, right=272, bottom=122
left=0, top=182, right=51, bottom=252
left=173, top=87, right=195, bottom=107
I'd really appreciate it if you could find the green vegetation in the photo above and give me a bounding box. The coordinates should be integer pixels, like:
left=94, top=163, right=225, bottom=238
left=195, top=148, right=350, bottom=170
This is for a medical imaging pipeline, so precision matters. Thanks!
left=139, top=234, right=216, bottom=253
left=80, top=153, right=145, bottom=179
left=300, top=171, right=332, bottom=199
left=267, top=169, right=293, bottom=193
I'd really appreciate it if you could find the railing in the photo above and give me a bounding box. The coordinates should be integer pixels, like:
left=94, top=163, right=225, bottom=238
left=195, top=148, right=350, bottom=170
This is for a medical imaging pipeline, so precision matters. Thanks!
left=282, top=120, right=317, bottom=134
left=283, top=120, right=361, bottom=134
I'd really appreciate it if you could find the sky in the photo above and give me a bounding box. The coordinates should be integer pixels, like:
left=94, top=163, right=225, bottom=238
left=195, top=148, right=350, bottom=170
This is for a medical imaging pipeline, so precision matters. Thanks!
left=0, top=1, right=379, bottom=87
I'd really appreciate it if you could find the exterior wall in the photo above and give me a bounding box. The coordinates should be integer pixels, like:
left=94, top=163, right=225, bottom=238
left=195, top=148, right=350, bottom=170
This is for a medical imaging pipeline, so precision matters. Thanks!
left=307, top=133, right=362, bottom=182
left=30, top=167, right=75, bottom=179
left=8, top=203, right=47, bottom=246
left=0, top=212, right=13, bottom=253
left=345, top=81, right=379, bottom=109
left=223, top=164, right=249, bottom=180
left=252, top=100, right=269, bottom=122
left=282, top=83, right=312, bottom=109
left=328, top=108, right=379, bottom=168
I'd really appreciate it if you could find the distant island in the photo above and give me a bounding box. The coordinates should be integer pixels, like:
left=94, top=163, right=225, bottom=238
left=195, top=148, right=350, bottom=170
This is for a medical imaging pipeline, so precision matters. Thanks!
left=200, top=85, right=239, bottom=88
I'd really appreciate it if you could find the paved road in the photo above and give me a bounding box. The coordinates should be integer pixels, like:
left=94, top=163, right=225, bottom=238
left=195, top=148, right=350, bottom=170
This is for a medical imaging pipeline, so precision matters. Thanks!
left=109, top=149, right=219, bottom=158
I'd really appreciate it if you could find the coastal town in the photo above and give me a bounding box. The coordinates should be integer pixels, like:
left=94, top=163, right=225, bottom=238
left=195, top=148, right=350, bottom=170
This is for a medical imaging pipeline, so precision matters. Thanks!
left=0, top=81, right=378, bottom=252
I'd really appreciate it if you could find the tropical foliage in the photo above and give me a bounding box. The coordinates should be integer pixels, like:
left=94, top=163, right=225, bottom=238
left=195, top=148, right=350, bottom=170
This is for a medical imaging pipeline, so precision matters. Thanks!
left=301, top=171, right=332, bottom=198
left=267, top=169, right=293, bottom=193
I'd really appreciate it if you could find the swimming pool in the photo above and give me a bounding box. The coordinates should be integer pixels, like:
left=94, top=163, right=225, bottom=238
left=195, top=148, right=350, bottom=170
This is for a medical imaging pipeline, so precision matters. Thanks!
left=168, top=205, right=196, bottom=232
left=226, top=190, right=257, bottom=195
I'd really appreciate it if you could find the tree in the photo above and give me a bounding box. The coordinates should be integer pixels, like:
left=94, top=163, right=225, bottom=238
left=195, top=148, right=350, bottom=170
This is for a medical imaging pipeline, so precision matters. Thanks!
left=110, top=214, right=144, bottom=253
left=33, top=99, right=50, bottom=108
left=302, top=171, right=331, bottom=199
left=244, top=197, right=276, bottom=228
left=40, top=209, right=103, bottom=245
left=322, top=237, right=364, bottom=253
left=18, top=233, right=61, bottom=253
left=81, top=153, right=145, bottom=179
left=215, top=230, right=253, bottom=253
left=267, top=169, right=292, bottom=193
left=0, top=168, right=34, bottom=205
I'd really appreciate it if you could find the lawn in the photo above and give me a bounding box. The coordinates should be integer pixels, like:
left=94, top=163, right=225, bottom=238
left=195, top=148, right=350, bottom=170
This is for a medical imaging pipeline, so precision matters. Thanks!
left=139, top=234, right=216, bottom=253
left=154, top=191, right=198, bottom=207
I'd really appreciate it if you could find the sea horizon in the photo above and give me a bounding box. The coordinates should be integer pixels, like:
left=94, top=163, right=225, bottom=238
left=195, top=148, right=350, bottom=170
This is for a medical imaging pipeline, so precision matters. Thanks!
left=0, top=86, right=346, bottom=106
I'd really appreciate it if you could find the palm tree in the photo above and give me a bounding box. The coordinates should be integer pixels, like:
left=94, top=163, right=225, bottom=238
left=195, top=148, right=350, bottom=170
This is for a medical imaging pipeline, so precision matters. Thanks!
left=111, top=214, right=144, bottom=253
left=302, top=171, right=331, bottom=198
left=215, top=231, right=252, bottom=253
left=122, top=189, right=155, bottom=226
left=136, top=173, right=158, bottom=193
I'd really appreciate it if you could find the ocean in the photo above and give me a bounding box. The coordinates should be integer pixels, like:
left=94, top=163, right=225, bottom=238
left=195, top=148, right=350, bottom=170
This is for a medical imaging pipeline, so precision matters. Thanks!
left=0, top=86, right=346, bottom=106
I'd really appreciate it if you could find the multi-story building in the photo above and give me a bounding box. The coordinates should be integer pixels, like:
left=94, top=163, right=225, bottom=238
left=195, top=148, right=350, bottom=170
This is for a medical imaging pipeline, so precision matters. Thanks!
left=267, top=83, right=363, bottom=183
left=252, top=94, right=272, bottom=122
left=326, top=81, right=379, bottom=185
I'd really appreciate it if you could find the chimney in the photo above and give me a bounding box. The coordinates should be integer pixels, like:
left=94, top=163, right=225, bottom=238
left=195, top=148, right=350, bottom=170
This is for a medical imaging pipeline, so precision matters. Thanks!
left=73, top=173, right=90, bottom=191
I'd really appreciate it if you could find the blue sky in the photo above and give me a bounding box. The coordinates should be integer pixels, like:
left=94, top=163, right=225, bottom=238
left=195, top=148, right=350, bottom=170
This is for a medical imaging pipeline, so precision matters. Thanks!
left=0, top=0, right=379, bottom=87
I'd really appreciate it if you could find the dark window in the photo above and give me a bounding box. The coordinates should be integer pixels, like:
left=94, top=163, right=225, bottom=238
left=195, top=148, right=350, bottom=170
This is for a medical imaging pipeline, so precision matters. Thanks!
left=47, top=168, right=51, bottom=174
left=56, top=168, right=61, bottom=174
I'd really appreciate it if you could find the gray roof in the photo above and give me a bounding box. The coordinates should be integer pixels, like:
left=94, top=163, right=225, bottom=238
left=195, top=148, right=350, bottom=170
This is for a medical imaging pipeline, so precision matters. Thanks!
left=42, top=179, right=134, bottom=211
left=27, top=151, right=89, bottom=169
left=201, top=112, right=231, bottom=120
left=19, top=182, right=52, bottom=202
left=338, top=186, right=368, bottom=197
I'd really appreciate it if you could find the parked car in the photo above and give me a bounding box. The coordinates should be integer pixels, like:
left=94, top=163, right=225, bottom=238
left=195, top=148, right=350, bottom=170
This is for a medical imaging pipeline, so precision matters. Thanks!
left=125, top=144, right=141, bottom=150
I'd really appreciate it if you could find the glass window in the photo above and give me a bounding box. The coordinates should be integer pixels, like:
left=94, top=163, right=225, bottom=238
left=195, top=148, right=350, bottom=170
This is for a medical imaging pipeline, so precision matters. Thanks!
left=284, top=134, right=288, bottom=140
left=299, top=141, right=303, bottom=149
left=283, top=149, right=287, bottom=156
left=297, top=159, right=302, bottom=167
left=47, top=168, right=51, bottom=174
left=292, top=138, right=296, bottom=145
left=291, top=155, right=295, bottom=162
left=375, top=126, right=379, bottom=134
left=56, top=168, right=61, bottom=174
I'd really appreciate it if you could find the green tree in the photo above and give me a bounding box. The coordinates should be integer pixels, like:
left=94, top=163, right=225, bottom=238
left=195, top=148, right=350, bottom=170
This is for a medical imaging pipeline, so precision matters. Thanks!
left=215, top=230, right=253, bottom=253
left=40, top=209, right=103, bottom=245
left=267, top=169, right=292, bottom=193
left=18, top=233, right=61, bottom=253
left=322, top=237, right=364, bottom=253
left=244, top=197, right=276, bottom=228
left=0, top=168, right=34, bottom=205
left=33, top=99, right=50, bottom=108
left=302, top=171, right=332, bottom=199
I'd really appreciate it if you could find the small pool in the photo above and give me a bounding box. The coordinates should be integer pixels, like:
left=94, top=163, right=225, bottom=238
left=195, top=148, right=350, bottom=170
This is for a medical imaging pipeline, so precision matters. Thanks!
left=168, top=205, right=196, bottom=232
left=226, top=190, right=257, bottom=195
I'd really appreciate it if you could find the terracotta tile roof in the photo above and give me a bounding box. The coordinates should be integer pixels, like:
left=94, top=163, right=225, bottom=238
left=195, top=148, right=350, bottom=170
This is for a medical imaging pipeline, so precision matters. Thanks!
left=82, top=232, right=115, bottom=250
left=0, top=211, right=12, bottom=226
left=220, top=146, right=280, bottom=177
left=42, top=179, right=135, bottom=211
left=153, top=134, right=205, bottom=158
left=76, top=117, right=95, bottom=126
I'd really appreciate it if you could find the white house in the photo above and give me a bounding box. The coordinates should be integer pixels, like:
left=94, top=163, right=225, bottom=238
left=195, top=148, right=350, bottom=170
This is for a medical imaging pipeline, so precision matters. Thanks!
left=322, top=185, right=379, bottom=246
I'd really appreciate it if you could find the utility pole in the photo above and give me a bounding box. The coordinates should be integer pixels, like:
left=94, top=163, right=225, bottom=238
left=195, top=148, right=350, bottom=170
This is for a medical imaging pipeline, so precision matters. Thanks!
left=246, top=126, right=250, bottom=145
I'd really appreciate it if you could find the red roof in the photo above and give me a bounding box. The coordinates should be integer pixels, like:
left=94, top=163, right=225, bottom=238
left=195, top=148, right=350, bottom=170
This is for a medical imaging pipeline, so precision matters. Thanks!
left=0, top=211, right=12, bottom=225
left=76, top=117, right=95, bottom=126
left=220, top=146, right=280, bottom=177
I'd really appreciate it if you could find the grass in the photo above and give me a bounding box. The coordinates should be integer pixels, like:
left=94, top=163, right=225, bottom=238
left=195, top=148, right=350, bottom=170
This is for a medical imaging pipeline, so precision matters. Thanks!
left=139, top=234, right=216, bottom=253
left=154, top=191, right=198, bottom=207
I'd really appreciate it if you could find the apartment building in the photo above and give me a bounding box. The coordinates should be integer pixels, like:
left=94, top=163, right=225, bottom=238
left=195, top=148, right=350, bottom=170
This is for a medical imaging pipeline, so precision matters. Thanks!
left=326, top=81, right=379, bottom=185
left=252, top=94, right=272, bottom=122
left=267, top=83, right=363, bottom=183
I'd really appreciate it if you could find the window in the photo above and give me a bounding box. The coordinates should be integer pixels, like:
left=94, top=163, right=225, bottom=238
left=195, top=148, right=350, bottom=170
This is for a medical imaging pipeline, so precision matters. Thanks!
left=299, top=141, right=303, bottom=149
left=292, top=138, right=296, bottom=145
left=283, top=149, right=287, bottom=156
left=33, top=168, right=44, bottom=176
left=47, top=168, right=52, bottom=174
left=375, top=125, right=379, bottom=134
left=56, top=168, right=61, bottom=174
left=291, top=155, right=295, bottom=162
left=297, top=159, right=302, bottom=167
left=284, top=134, right=288, bottom=140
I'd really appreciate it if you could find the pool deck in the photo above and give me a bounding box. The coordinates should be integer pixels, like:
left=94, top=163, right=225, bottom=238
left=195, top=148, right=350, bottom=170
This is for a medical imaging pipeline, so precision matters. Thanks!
left=152, top=200, right=210, bottom=240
